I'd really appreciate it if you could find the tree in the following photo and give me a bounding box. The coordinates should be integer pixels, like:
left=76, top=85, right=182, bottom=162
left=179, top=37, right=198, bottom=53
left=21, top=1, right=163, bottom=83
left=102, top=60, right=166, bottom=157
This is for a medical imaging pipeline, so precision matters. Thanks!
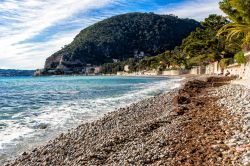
left=218, top=0, right=250, bottom=50
left=170, top=47, right=186, bottom=68
left=157, top=51, right=172, bottom=68
left=219, top=58, right=230, bottom=73
left=181, top=14, right=234, bottom=67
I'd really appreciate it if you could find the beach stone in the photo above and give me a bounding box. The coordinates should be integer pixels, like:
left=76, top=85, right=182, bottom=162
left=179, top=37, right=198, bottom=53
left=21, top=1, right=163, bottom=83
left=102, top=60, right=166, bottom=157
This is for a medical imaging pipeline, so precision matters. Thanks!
left=38, top=124, right=48, bottom=129
left=22, top=152, right=28, bottom=156
left=3, top=76, right=247, bottom=166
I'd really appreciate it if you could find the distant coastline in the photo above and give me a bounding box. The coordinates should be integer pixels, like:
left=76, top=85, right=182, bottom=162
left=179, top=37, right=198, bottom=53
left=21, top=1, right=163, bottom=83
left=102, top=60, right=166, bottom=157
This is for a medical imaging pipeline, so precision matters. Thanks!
left=0, top=69, right=35, bottom=77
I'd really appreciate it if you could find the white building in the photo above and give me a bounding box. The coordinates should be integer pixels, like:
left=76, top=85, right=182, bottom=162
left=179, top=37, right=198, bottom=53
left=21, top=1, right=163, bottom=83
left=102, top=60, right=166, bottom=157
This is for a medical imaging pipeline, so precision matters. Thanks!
left=124, top=65, right=129, bottom=72
left=134, top=51, right=145, bottom=59
left=113, top=59, right=120, bottom=63
left=94, top=66, right=102, bottom=74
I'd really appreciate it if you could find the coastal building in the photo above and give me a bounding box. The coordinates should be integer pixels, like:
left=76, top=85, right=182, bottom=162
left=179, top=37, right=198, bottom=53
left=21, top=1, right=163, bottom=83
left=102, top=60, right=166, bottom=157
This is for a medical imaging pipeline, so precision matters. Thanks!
left=34, top=69, right=45, bottom=76
left=245, top=51, right=250, bottom=61
left=47, top=70, right=56, bottom=74
left=245, top=51, right=250, bottom=58
left=117, top=71, right=126, bottom=75
left=124, top=65, right=129, bottom=72
left=203, top=51, right=250, bottom=81
left=85, top=67, right=95, bottom=74
left=190, top=66, right=206, bottom=75
left=205, top=61, right=222, bottom=75
left=144, top=70, right=158, bottom=76
left=82, top=65, right=102, bottom=75
left=94, top=66, right=102, bottom=74
left=134, top=51, right=145, bottom=59
left=113, top=59, right=120, bottom=63
left=162, top=69, right=189, bottom=76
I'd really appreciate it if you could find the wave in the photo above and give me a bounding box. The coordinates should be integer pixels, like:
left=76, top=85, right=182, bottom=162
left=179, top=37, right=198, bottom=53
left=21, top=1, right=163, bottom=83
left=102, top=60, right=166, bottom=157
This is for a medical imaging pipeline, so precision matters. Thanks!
left=0, top=76, right=182, bottom=161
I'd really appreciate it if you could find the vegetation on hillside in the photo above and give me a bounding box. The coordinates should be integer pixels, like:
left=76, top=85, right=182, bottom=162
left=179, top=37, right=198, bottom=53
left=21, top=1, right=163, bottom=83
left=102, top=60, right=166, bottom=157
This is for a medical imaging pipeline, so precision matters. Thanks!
left=102, top=14, right=242, bottom=74
left=42, top=0, right=250, bottom=75
left=45, top=13, right=199, bottom=70
left=181, top=15, right=232, bottom=67
left=103, top=0, right=250, bottom=75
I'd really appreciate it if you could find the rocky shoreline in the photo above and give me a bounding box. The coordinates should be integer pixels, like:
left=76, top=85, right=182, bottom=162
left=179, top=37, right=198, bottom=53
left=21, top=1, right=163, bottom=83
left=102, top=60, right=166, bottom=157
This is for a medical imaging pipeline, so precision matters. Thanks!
left=4, top=76, right=249, bottom=166
left=211, top=84, right=250, bottom=165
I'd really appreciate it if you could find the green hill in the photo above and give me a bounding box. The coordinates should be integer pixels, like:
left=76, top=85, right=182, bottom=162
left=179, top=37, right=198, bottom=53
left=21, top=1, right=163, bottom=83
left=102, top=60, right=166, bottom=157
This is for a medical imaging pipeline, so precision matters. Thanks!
left=43, top=12, right=199, bottom=74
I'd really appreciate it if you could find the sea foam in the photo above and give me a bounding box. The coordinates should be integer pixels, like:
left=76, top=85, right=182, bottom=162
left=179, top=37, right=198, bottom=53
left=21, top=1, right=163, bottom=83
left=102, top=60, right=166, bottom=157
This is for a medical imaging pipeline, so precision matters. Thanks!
left=0, top=76, right=182, bottom=162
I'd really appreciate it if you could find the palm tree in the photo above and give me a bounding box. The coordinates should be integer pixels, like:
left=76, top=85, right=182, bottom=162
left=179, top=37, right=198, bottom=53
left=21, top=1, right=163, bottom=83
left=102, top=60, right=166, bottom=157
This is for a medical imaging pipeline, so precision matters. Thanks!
left=217, top=0, right=250, bottom=50
left=217, top=23, right=250, bottom=50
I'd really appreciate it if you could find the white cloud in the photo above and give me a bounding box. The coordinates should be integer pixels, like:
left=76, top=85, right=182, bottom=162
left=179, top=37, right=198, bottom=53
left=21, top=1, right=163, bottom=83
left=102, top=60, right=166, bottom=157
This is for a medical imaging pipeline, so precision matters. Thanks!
left=0, top=29, right=81, bottom=69
left=158, top=0, right=225, bottom=21
left=0, top=0, right=115, bottom=69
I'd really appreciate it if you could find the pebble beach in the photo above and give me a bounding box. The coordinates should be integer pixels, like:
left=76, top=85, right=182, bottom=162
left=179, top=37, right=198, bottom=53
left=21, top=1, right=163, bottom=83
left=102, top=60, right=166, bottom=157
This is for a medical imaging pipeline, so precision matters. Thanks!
left=212, top=84, right=250, bottom=165
left=4, top=76, right=250, bottom=166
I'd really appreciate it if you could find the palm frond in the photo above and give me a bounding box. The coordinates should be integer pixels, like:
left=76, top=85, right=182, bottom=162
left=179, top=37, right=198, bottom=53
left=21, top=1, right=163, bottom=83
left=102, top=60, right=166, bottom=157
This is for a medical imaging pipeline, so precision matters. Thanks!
left=217, top=22, right=250, bottom=48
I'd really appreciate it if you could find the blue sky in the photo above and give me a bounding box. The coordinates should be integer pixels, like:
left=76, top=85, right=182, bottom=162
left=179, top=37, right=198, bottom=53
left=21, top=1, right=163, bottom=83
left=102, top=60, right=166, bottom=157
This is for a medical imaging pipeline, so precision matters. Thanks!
left=0, top=0, right=224, bottom=69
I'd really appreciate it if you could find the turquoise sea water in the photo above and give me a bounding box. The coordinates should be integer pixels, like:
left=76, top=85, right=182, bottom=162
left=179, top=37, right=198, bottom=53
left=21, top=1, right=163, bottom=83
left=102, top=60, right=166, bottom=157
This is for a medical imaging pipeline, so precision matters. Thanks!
left=0, top=76, right=182, bottom=161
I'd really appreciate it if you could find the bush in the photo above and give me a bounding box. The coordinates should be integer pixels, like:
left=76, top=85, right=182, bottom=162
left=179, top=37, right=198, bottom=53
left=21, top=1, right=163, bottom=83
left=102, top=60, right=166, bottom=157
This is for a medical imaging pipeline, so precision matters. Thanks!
left=234, top=51, right=246, bottom=64
left=219, top=58, right=230, bottom=69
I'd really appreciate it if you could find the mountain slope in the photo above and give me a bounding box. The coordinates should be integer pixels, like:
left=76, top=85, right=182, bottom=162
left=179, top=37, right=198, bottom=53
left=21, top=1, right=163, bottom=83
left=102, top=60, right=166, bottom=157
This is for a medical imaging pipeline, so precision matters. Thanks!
left=43, top=12, right=199, bottom=73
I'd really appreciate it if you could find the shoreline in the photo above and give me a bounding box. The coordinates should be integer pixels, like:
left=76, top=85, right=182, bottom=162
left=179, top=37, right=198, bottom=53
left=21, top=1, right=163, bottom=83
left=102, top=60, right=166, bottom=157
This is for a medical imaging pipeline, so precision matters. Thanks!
left=34, top=74, right=183, bottom=77
left=0, top=76, right=179, bottom=163
left=4, top=76, right=249, bottom=165
left=33, top=73, right=197, bottom=78
left=1, top=76, right=181, bottom=164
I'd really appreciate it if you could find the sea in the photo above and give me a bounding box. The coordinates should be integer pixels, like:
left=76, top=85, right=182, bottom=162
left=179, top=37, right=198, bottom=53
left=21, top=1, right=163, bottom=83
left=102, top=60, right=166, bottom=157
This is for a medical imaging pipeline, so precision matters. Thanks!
left=0, top=75, right=182, bottom=162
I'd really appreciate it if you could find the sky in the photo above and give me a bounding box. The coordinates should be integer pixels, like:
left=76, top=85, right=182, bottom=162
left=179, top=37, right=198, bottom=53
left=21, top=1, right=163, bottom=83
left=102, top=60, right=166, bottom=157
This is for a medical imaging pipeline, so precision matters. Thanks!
left=0, top=0, right=224, bottom=70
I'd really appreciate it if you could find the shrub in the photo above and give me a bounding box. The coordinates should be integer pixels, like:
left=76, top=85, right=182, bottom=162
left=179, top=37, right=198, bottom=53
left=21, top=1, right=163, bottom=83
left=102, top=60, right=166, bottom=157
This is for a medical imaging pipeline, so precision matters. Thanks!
left=219, top=58, right=230, bottom=69
left=234, top=51, right=246, bottom=64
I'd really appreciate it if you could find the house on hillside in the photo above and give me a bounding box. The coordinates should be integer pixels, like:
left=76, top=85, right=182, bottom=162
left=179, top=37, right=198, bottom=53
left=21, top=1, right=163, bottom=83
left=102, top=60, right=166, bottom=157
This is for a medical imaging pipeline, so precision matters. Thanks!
left=82, top=64, right=93, bottom=74
left=124, top=65, right=129, bottom=72
left=134, top=51, right=145, bottom=59
left=82, top=65, right=102, bottom=75
left=94, top=66, right=102, bottom=74
left=113, top=59, right=120, bottom=63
